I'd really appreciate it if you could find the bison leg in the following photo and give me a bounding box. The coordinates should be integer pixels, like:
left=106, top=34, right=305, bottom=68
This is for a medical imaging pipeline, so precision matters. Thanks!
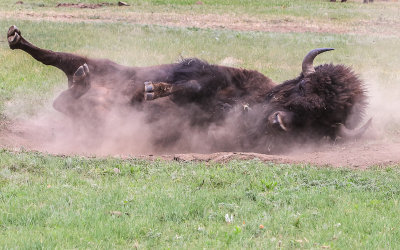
left=7, top=25, right=87, bottom=86
left=53, top=64, right=91, bottom=115
left=144, top=81, right=172, bottom=100
left=144, top=80, right=201, bottom=101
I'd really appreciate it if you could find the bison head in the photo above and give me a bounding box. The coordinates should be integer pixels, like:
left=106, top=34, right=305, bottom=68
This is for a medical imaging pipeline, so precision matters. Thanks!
left=258, top=48, right=370, bottom=147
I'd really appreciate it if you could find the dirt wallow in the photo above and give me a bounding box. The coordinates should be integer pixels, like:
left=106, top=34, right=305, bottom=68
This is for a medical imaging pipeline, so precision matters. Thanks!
left=1, top=118, right=399, bottom=169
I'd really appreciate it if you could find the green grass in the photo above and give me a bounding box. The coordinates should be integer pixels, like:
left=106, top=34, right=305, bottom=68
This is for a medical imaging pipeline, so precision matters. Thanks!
left=0, top=150, right=400, bottom=248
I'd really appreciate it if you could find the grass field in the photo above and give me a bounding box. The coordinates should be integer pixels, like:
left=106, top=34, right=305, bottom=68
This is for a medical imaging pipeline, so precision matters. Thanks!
left=2, top=150, right=400, bottom=248
left=1, top=0, right=400, bottom=248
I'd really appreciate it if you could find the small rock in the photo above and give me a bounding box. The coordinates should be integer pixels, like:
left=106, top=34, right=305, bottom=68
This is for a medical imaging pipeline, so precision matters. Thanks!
left=118, top=1, right=129, bottom=6
left=195, top=1, right=203, bottom=4
left=113, top=168, right=121, bottom=174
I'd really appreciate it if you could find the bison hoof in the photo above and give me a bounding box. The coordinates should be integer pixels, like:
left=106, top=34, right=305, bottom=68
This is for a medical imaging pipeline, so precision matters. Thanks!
left=144, top=81, right=155, bottom=101
left=144, top=81, right=154, bottom=92
left=145, top=92, right=154, bottom=101
left=73, top=63, right=89, bottom=83
left=7, top=25, right=21, bottom=49
left=143, top=81, right=173, bottom=101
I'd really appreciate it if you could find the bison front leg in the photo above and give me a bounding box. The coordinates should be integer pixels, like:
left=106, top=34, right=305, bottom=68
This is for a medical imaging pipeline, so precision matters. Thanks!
left=7, top=25, right=87, bottom=86
left=144, top=81, right=173, bottom=100
left=53, top=64, right=91, bottom=116
left=144, top=80, right=201, bottom=101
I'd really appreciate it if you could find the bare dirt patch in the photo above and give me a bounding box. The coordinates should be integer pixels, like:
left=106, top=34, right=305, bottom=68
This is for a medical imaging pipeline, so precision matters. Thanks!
left=54, top=2, right=129, bottom=9
left=1, top=116, right=399, bottom=169
left=155, top=140, right=400, bottom=169
left=55, top=3, right=112, bottom=9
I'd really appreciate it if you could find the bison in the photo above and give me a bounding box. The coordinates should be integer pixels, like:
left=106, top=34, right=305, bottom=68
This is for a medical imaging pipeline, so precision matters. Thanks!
left=6, top=25, right=370, bottom=153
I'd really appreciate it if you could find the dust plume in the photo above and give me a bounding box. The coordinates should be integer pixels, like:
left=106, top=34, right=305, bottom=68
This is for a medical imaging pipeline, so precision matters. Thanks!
left=0, top=85, right=249, bottom=156
left=2, top=70, right=400, bottom=158
left=364, top=72, right=400, bottom=141
left=1, top=61, right=400, bottom=164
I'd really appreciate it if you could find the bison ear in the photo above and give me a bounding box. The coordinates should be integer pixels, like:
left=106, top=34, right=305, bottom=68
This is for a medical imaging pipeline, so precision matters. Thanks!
left=302, top=48, right=334, bottom=77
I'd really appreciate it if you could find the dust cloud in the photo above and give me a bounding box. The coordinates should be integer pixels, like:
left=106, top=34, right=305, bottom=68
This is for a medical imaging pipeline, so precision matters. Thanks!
left=364, top=73, right=400, bottom=141
left=1, top=86, right=250, bottom=156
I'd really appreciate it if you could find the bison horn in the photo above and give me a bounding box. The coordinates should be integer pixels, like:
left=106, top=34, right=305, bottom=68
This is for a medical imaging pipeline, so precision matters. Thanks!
left=302, top=48, right=335, bottom=77
left=337, top=118, right=372, bottom=139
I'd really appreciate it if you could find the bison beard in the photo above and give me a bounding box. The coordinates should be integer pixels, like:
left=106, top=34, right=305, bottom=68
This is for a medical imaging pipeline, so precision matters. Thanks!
left=7, top=25, right=370, bottom=153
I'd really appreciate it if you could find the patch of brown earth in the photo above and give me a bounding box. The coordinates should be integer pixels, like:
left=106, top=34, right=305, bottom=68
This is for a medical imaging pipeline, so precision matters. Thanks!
left=56, top=3, right=112, bottom=9
left=1, top=118, right=399, bottom=169
left=154, top=140, right=400, bottom=169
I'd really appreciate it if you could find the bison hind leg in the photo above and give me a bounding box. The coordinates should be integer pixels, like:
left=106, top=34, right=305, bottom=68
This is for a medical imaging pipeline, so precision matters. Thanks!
left=7, top=25, right=21, bottom=49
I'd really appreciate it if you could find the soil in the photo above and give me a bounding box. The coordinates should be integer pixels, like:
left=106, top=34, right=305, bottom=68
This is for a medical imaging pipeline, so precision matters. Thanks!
left=55, top=3, right=113, bottom=9
left=156, top=142, right=400, bottom=169
left=1, top=117, right=399, bottom=169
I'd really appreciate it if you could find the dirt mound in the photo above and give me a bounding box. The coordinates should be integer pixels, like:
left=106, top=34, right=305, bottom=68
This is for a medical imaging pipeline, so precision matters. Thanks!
left=56, top=3, right=112, bottom=9
left=134, top=139, right=400, bottom=169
